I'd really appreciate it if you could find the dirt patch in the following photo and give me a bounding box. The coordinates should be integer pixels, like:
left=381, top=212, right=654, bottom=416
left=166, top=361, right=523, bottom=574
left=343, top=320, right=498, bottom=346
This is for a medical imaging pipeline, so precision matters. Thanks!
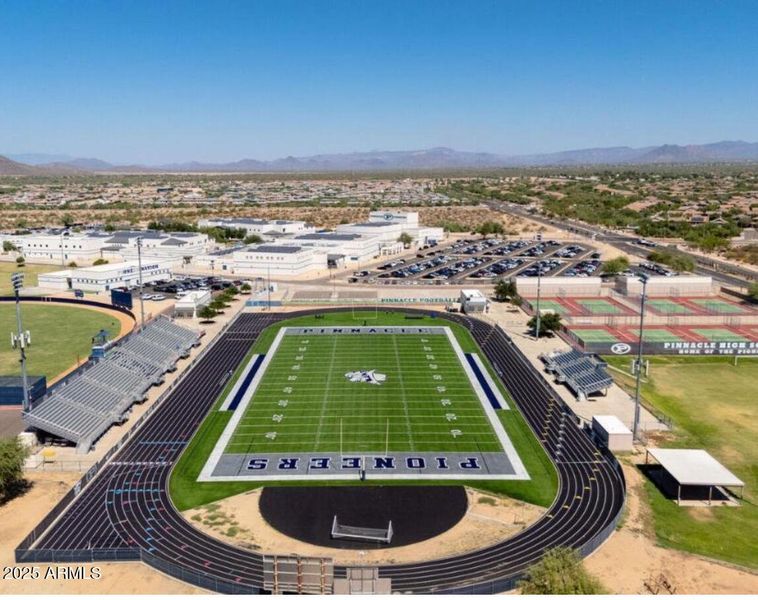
left=185, top=486, right=545, bottom=566
left=585, top=462, right=758, bottom=594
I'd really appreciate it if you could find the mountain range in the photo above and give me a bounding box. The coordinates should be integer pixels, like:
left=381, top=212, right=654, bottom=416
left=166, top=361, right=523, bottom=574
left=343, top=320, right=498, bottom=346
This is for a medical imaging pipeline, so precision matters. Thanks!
left=3, top=141, right=758, bottom=175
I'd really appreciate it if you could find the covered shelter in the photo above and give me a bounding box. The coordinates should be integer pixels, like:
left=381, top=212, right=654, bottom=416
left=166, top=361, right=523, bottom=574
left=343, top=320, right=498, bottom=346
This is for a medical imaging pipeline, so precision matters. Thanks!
left=645, top=448, right=745, bottom=504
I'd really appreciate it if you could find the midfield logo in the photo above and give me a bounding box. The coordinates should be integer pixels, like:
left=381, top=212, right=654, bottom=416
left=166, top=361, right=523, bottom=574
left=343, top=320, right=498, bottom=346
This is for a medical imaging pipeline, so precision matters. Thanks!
left=344, top=370, right=387, bottom=385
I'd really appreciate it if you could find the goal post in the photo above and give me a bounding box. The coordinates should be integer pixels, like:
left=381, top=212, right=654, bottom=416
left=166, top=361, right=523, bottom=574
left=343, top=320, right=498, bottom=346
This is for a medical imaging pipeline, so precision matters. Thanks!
left=331, top=516, right=394, bottom=544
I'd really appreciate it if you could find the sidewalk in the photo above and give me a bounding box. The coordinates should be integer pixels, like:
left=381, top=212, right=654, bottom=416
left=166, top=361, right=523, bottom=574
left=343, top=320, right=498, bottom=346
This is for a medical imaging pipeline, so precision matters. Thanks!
left=487, top=302, right=668, bottom=433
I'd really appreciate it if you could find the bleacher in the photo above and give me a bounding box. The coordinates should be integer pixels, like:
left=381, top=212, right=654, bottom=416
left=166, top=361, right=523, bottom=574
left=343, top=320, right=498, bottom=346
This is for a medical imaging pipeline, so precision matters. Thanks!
left=24, top=316, right=201, bottom=453
left=541, top=348, right=613, bottom=400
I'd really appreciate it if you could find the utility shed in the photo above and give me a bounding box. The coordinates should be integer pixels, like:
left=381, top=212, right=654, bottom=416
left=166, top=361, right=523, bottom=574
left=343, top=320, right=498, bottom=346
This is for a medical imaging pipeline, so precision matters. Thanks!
left=646, top=448, right=745, bottom=504
left=592, top=415, right=633, bottom=452
left=460, top=289, right=488, bottom=313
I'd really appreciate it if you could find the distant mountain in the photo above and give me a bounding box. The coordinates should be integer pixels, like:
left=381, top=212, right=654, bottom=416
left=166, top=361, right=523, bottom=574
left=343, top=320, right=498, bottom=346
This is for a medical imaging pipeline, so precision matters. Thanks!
left=155, top=142, right=758, bottom=171
left=159, top=147, right=507, bottom=172
left=0, top=155, right=44, bottom=175
left=7, top=153, right=74, bottom=165
left=5, top=140, right=758, bottom=175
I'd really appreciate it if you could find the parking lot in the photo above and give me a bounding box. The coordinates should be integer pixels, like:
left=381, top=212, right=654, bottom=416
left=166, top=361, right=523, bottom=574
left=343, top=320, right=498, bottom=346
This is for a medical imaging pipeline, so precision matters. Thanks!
left=347, top=238, right=601, bottom=285
left=116, top=275, right=250, bottom=302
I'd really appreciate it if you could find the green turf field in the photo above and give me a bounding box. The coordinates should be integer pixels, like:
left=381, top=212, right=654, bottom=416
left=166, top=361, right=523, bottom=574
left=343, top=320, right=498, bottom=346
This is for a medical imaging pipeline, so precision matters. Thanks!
left=647, top=299, right=693, bottom=314
left=0, top=263, right=60, bottom=295
left=690, top=299, right=745, bottom=314
left=692, top=328, right=748, bottom=342
left=226, top=331, right=501, bottom=455
left=577, top=299, right=623, bottom=314
left=573, top=328, right=619, bottom=343
left=0, top=303, right=122, bottom=380
left=605, top=354, right=758, bottom=569
left=170, top=312, right=559, bottom=510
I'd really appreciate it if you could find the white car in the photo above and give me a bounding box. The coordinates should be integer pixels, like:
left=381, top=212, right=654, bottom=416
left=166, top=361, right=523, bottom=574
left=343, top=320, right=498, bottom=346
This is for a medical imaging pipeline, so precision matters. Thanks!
left=176, top=290, right=190, bottom=298
left=152, top=294, right=166, bottom=301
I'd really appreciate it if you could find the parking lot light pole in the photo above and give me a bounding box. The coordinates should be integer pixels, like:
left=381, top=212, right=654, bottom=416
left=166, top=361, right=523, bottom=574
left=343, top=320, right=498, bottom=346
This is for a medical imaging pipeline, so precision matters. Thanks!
left=11, top=273, right=31, bottom=412
left=136, top=236, right=145, bottom=328
left=632, top=273, right=649, bottom=441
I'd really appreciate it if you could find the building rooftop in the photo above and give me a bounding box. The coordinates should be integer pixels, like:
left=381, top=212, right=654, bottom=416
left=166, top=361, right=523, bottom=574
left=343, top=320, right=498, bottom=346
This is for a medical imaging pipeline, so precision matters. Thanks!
left=295, top=233, right=363, bottom=241
left=648, top=448, right=744, bottom=487
left=246, top=245, right=305, bottom=254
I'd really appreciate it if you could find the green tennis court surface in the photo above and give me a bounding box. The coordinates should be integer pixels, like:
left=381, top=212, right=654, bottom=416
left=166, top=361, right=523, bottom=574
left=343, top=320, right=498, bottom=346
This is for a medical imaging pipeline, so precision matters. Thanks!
left=692, top=328, right=749, bottom=342
left=577, top=299, right=624, bottom=314
left=647, top=299, right=693, bottom=314
left=632, top=329, right=685, bottom=342
left=225, top=332, right=503, bottom=454
left=536, top=300, right=568, bottom=314
left=573, top=329, right=620, bottom=343
left=690, top=299, right=746, bottom=314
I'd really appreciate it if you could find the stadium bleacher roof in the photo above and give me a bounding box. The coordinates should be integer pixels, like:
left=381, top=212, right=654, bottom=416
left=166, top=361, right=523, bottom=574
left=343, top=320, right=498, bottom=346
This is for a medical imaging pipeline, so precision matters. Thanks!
left=647, top=448, right=744, bottom=488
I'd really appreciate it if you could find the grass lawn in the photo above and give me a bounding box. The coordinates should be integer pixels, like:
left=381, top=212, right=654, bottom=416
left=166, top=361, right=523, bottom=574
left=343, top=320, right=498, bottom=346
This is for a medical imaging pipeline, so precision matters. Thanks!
left=170, top=312, right=558, bottom=511
left=605, top=354, right=758, bottom=569
left=0, top=262, right=60, bottom=295
left=0, top=304, right=122, bottom=380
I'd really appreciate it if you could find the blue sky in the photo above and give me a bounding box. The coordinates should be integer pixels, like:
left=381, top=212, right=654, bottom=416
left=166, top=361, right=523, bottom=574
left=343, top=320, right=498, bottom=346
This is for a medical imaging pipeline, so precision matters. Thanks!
left=1, top=0, right=756, bottom=164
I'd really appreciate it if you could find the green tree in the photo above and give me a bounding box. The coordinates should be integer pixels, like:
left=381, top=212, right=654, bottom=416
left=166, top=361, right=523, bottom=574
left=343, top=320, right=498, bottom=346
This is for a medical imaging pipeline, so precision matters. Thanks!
left=93, top=258, right=109, bottom=266
left=601, top=256, right=630, bottom=275
left=527, top=311, right=562, bottom=337
left=520, top=547, right=607, bottom=594
left=494, top=279, right=518, bottom=302
left=398, top=232, right=413, bottom=247
left=197, top=305, right=218, bottom=322
left=240, top=282, right=252, bottom=293
left=2, top=241, right=17, bottom=252
left=476, top=220, right=505, bottom=238
left=748, top=282, right=758, bottom=302
left=61, top=213, right=75, bottom=228
left=243, top=234, right=263, bottom=245
left=15, top=256, right=25, bottom=267
left=67, top=261, right=78, bottom=268
left=0, top=437, right=28, bottom=501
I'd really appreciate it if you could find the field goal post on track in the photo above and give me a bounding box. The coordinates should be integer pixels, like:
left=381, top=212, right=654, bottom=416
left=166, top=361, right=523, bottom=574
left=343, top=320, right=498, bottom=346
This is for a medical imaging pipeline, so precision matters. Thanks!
left=331, top=515, right=394, bottom=544
left=351, top=301, right=379, bottom=320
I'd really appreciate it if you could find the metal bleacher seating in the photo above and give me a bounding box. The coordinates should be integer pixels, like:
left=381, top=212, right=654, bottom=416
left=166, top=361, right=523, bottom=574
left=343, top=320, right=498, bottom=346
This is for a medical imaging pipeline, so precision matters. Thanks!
left=541, top=348, right=613, bottom=400
left=24, top=316, right=201, bottom=453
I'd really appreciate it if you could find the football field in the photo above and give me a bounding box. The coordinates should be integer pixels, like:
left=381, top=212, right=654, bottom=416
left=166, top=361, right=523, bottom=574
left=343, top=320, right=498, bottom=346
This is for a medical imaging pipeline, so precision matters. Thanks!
left=200, top=325, right=527, bottom=481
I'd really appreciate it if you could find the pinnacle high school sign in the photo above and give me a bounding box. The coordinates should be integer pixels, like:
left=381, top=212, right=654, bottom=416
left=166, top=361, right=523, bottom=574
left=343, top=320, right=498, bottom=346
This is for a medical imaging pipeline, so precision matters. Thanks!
left=661, top=340, right=758, bottom=355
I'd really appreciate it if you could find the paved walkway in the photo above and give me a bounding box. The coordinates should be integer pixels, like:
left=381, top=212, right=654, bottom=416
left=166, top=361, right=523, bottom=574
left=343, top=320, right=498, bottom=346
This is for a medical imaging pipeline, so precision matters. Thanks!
left=487, top=302, right=668, bottom=433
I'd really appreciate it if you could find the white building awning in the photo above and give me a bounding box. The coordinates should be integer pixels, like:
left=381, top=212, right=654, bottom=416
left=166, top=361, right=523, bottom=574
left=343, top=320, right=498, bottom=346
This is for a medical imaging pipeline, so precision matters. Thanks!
left=647, top=448, right=744, bottom=488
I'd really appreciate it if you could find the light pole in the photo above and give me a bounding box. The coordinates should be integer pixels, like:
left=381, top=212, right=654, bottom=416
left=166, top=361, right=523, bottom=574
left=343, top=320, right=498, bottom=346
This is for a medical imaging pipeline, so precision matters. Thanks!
left=534, top=263, right=542, bottom=341
left=632, top=273, right=649, bottom=441
left=136, top=236, right=145, bottom=328
left=11, top=273, right=31, bottom=412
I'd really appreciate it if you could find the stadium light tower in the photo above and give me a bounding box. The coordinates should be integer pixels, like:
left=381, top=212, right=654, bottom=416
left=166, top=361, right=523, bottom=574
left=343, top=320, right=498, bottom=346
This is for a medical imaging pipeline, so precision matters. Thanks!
left=136, top=236, right=145, bottom=328
left=10, top=273, right=32, bottom=412
left=534, top=262, right=542, bottom=341
left=632, top=273, right=649, bottom=442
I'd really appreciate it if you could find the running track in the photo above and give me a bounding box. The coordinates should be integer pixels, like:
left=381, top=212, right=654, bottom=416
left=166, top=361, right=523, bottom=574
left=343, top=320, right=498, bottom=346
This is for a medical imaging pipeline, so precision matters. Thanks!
left=18, top=308, right=625, bottom=594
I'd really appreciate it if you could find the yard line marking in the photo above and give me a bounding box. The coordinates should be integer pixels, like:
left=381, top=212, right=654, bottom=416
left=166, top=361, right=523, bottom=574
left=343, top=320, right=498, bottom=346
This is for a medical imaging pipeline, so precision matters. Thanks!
left=392, top=334, right=415, bottom=452
left=314, top=335, right=338, bottom=451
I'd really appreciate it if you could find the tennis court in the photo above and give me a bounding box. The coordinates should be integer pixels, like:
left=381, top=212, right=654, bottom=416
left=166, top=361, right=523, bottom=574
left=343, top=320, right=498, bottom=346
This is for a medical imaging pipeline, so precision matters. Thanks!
left=631, top=329, right=686, bottom=342
left=572, top=328, right=622, bottom=343
left=536, top=300, right=568, bottom=314
left=692, top=328, right=750, bottom=342
left=647, top=299, right=694, bottom=315
left=690, top=299, right=747, bottom=314
left=576, top=299, right=625, bottom=314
